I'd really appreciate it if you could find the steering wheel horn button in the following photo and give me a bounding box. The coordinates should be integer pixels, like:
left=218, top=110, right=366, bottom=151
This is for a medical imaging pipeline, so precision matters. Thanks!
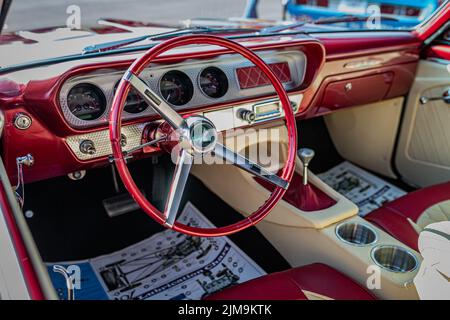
left=184, top=116, right=218, bottom=154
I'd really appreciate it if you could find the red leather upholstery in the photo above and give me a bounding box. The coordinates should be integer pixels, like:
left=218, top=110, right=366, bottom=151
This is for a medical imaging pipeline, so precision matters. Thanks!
left=255, top=171, right=337, bottom=211
left=206, top=263, right=376, bottom=300
left=296, top=183, right=336, bottom=211
left=366, top=207, right=420, bottom=250
left=366, top=182, right=450, bottom=251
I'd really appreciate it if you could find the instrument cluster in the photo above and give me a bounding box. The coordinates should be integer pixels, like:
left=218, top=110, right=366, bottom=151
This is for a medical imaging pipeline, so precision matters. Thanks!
left=159, top=70, right=195, bottom=106
left=67, top=83, right=106, bottom=121
left=59, top=50, right=306, bottom=129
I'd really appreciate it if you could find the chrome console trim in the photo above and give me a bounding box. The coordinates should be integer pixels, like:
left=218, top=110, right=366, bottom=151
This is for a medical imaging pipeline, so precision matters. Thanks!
left=370, top=245, right=419, bottom=273
left=335, top=222, right=378, bottom=247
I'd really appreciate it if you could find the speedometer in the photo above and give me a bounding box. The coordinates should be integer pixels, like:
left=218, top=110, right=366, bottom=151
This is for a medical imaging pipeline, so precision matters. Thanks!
left=67, top=83, right=106, bottom=121
left=159, top=70, right=194, bottom=106
left=114, top=81, right=148, bottom=114
left=199, top=67, right=228, bottom=98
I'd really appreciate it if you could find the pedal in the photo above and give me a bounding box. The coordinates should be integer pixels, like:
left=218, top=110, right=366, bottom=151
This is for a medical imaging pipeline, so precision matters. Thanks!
left=102, top=190, right=145, bottom=218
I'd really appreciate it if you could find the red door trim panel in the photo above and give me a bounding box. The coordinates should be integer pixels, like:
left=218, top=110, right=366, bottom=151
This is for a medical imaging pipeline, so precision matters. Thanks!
left=0, top=181, right=44, bottom=299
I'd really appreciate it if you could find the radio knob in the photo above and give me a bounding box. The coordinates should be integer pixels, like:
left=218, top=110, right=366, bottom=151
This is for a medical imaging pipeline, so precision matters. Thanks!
left=238, top=109, right=256, bottom=124
left=290, top=100, right=298, bottom=112
left=79, top=139, right=96, bottom=155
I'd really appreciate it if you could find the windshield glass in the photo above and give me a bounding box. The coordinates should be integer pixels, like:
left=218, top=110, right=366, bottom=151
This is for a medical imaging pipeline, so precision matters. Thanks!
left=3, top=0, right=446, bottom=33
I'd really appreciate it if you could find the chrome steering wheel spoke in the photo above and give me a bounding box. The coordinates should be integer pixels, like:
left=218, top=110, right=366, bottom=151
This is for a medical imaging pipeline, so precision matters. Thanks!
left=163, top=148, right=193, bottom=227
left=213, top=143, right=289, bottom=190
left=124, top=71, right=185, bottom=129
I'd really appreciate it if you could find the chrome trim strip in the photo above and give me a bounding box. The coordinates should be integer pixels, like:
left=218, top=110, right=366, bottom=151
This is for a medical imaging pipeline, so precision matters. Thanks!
left=58, top=50, right=305, bottom=129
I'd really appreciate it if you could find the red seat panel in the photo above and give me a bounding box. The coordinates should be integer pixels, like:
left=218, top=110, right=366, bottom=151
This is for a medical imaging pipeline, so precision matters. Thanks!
left=366, top=207, right=420, bottom=251
left=366, top=181, right=450, bottom=251
left=383, top=182, right=450, bottom=222
left=205, top=263, right=376, bottom=300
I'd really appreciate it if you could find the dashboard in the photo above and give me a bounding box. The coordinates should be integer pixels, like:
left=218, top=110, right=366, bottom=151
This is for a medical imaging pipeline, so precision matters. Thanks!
left=59, top=51, right=305, bottom=129
left=0, top=33, right=421, bottom=183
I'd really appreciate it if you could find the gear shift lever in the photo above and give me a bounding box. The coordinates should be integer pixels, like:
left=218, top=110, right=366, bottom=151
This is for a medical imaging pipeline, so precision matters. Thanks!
left=254, top=147, right=336, bottom=212
left=298, top=148, right=315, bottom=185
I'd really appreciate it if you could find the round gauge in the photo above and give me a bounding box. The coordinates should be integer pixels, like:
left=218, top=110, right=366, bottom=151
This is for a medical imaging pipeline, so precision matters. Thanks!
left=159, top=70, right=194, bottom=106
left=199, top=67, right=228, bottom=98
left=67, top=83, right=106, bottom=121
left=114, top=82, right=148, bottom=114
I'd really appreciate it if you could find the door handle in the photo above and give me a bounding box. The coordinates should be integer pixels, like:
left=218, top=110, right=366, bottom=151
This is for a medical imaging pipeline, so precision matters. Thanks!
left=420, top=89, right=450, bottom=105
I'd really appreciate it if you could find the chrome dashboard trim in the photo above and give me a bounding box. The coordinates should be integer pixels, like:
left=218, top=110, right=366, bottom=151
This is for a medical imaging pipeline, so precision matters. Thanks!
left=66, top=93, right=302, bottom=161
left=66, top=123, right=149, bottom=161
left=59, top=50, right=306, bottom=129
left=343, top=58, right=383, bottom=69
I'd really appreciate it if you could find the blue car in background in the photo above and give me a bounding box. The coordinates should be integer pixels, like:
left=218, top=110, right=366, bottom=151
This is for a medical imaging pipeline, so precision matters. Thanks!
left=245, top=0, right=442, bottom=28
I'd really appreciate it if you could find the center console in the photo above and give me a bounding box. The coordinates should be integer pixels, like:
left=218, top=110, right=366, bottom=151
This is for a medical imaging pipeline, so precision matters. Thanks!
left=191, top=124, right=421, bottom=300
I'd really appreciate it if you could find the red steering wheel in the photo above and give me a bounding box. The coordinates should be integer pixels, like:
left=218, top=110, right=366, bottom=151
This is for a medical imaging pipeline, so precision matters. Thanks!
left=109, top=35, right=297, bottom=237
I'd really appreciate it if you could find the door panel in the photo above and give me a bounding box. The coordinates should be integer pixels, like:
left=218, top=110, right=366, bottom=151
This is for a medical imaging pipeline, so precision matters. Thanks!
left=396, top=59, right=450, bottom=187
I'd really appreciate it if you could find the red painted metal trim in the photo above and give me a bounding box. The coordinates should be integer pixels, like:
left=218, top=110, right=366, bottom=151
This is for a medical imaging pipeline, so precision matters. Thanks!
left=413, top=2, right=450, bottom=41
left=426, top=44, right=450, bottom=60
left=0, top=183, right=44, bottom=299
left=316, top=32, right=421, bottom=61
left=110, top=35, right=297, bottom=237
left=307, top=62, right=417, bottom=118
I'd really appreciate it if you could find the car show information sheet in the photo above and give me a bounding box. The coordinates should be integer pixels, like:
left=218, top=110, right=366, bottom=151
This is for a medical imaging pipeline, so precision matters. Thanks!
left=47, top=202, right=265, bottom=300
left=319, top=161, right=407, bottom=216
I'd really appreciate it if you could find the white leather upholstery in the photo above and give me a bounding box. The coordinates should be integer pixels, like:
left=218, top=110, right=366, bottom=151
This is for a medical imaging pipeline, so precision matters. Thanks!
left=416, top=200, right=450, bottom=230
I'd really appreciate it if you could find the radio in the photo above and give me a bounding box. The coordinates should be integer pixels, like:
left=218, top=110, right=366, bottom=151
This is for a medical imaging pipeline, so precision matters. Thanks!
left=253, top=98, right=298, bottom=122
left=254, top=99, right=282, bottom=121
left=235, top=94, right=301, bottom=126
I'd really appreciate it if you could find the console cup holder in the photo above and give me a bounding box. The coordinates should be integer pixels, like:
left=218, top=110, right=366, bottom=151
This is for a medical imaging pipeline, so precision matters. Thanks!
left=336, top=222, right=377, bottom=246
left=371, top=245, right=418, bottom=273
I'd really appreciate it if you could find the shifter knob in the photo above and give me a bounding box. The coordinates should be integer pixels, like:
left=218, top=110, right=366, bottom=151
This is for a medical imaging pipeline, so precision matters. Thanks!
left=298, top=148, right=315, bottom=185
left=298, top=148, right=315, bottom=166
